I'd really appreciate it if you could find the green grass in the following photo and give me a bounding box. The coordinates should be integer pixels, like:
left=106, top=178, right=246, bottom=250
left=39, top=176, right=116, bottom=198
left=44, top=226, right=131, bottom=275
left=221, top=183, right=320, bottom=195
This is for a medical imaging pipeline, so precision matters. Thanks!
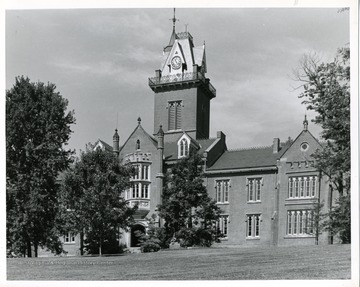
left=7, top=244, right=351, bottom=280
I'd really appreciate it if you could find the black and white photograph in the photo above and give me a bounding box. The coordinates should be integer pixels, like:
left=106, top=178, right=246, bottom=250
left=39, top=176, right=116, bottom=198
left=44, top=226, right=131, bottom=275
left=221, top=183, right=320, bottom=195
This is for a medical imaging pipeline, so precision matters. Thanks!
left=2, top=0, right=358, bottom=285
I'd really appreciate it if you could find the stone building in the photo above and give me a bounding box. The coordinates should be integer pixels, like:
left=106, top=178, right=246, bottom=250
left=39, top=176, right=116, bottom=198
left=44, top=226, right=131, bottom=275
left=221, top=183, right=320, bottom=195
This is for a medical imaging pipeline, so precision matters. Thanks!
left=58, top=19, right=335, bottom=255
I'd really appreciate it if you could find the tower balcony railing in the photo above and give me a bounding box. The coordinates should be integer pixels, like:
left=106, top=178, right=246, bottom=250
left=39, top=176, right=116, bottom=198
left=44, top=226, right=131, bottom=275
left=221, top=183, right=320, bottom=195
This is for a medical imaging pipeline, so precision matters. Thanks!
left=148, top=71, right=216, bottom=97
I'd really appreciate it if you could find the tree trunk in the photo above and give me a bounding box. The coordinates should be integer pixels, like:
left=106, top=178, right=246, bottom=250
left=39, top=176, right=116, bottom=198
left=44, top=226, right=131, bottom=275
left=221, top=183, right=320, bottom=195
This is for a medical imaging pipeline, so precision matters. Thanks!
left=80, top=231, right=84, bottom=256
left=26, top=239, right=32, bottom=258
left=34, top=242, right=38, bottom=257
left=99, top=237, right=102, bottom=256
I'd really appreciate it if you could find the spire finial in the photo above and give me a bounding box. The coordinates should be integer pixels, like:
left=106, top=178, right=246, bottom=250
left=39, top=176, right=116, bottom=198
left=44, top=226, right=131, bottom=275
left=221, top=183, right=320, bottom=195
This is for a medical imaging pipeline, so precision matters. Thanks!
left=137, top=117, right=141, bottom=125
left=170, top=8, right=179, bottom=32
left=303, top=114, right=308, bottom=131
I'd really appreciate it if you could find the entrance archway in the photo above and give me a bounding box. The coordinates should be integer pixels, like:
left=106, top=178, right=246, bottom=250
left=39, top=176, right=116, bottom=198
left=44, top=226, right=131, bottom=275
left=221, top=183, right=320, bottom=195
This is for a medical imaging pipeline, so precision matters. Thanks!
left=130, top=224, right=146, bottom=247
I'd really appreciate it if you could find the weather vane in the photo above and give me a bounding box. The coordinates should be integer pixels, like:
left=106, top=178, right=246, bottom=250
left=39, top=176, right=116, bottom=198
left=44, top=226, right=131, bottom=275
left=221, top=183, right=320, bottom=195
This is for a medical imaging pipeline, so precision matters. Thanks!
left=170, top=8, right=179, bottom=30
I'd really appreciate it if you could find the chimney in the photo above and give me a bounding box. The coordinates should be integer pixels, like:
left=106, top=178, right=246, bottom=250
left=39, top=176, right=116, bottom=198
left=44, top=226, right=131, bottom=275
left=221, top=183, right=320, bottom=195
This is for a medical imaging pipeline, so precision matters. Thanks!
left=273, top=138, right=280, bottom=154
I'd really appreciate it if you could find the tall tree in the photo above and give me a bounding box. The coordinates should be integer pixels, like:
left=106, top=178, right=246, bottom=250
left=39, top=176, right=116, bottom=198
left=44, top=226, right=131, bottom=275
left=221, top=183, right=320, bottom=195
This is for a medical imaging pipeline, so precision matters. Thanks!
left=296, top=47, right=350, bottom=242
left=6, top=76, right=75, bottom=257
left=59, top=148, right=137, bottom=255
left=158, top=152, right=221, bottom=247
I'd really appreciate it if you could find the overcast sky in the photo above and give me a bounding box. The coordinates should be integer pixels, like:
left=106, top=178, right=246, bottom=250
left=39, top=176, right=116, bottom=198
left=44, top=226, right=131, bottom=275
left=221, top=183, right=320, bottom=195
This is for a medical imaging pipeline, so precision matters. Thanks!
left=6, top=8, right=350, bottom=153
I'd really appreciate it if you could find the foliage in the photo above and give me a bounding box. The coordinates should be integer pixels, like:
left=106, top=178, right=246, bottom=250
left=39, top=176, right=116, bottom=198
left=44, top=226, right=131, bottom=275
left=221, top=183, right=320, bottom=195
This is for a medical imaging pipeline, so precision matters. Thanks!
left=296, top=47, right=350, bottom=242
left=59, top=148, right=137, bottom=255
left=323, top=194, right=351, bottom=243
left=158, top=152, right=221, bottom=247
left=134, top=215, right=168, bottom=252
left=6, top=76, right=75, bottom=257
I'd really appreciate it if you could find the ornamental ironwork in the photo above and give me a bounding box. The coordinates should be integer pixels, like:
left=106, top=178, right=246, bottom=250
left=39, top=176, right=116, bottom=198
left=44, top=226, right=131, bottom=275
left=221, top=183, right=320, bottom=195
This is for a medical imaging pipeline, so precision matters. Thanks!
left=148, top=72, right=216, bottom=96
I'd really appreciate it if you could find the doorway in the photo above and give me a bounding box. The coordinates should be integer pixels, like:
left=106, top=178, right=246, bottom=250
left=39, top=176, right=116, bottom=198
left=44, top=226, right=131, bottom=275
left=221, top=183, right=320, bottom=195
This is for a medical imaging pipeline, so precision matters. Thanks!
left=130, top=224, right=146, bottom=247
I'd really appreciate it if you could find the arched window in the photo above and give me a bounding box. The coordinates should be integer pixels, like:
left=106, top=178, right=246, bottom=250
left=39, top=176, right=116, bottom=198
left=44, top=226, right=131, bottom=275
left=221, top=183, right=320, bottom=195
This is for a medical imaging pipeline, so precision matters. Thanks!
left=179, top=138, right=189, bottom=158
left=136, top=139, right=140, bottom=150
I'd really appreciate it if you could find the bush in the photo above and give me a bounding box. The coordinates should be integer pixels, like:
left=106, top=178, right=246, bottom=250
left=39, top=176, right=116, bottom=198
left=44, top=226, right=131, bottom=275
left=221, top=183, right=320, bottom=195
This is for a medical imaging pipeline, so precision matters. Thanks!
left=176, top=227, right=219, bottom=248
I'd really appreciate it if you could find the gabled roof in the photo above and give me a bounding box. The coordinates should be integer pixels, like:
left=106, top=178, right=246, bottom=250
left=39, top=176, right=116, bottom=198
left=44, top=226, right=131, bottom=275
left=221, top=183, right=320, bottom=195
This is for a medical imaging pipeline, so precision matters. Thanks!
left=164, top=136, right=217, bottom=161
left=207, top=143, right=290, bottom=171
left=93, top=139, right=113, bottom=152
left=119, top=123, right=157, bottom=154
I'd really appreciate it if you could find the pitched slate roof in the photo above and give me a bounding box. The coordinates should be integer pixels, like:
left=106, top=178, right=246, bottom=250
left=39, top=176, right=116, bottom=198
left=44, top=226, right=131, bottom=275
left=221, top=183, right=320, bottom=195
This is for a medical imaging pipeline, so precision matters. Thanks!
left=164, top=137, right=217, bottom=161
left=93, top=139, right=113, bottom=152
left=207, top=144, right=290, bottom=171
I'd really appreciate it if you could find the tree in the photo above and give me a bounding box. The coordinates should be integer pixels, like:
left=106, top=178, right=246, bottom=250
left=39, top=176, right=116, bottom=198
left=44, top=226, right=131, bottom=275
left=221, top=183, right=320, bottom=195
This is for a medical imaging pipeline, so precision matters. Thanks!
left=6, top=76, right=75, bottom=257
left=59, top=148, right=137, bottom=255
left=158, top=152, right=221, bottom=247
left=295, top=47, right=350, bottom=243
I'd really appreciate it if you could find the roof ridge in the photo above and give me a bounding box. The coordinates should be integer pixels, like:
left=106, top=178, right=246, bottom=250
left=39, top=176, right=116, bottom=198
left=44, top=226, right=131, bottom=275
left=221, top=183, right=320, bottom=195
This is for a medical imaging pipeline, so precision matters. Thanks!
left=228, top=145, right=272, bottom=152
left=197, top=137, right=216, bottom=141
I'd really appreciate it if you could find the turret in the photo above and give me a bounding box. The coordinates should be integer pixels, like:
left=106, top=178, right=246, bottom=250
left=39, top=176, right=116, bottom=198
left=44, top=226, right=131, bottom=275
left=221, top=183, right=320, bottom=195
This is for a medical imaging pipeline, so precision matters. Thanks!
left=113, top=128, right=120, bottom=156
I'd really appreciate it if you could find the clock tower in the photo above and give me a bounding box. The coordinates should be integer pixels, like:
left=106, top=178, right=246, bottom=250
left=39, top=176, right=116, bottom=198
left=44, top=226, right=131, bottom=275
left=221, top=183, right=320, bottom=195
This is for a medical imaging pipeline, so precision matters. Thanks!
left=149, top=14, right=216, bottom=142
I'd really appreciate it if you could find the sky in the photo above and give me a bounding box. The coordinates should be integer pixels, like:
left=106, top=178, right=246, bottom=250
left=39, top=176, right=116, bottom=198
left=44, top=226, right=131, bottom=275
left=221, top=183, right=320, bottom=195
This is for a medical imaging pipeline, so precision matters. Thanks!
left=5, top=7, right=350, bottom=154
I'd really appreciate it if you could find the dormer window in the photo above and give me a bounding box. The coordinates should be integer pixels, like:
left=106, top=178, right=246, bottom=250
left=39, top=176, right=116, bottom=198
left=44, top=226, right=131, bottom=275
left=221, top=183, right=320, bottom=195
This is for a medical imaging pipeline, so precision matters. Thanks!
left=178, top=134, right=190, bottom=158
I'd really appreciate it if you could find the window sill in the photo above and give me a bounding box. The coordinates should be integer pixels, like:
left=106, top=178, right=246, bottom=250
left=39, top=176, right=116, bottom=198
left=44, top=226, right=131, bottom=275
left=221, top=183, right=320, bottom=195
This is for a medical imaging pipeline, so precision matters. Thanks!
left=286, top=197, right=317, bottom=200
left=219, top=237, right=228, bottom=241
left=63, top=242, right=76, bottom=245
left=246, top=237, right=260, bottom=240
left=247, top=201, right=261, bottom=204
left=285, top=198, right=318, bottom=205
left=284, top=235, right=315, bottom=239
left=216, top=202, right=229, bottom=205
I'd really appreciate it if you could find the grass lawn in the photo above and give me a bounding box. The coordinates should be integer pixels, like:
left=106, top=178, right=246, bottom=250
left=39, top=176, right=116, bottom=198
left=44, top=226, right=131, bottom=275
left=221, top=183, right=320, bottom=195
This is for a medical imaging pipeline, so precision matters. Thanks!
left=7, top=244, right=351, bottom=280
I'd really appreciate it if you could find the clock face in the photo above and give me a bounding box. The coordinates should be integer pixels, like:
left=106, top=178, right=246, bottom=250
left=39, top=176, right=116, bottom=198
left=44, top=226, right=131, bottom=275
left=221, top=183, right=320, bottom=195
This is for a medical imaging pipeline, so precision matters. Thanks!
left=171, top=56, right=182, bottom=70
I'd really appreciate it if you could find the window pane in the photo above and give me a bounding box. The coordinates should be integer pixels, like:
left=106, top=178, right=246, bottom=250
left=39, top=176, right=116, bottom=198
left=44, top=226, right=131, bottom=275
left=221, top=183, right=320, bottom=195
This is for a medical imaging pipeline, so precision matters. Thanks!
left=256, top=179, right=261, bottom=201
left=247, top=216, right=252, bottom=237
left=255, top=215, right=260, bottom=236
left=176, top=102, right=182, bottom=130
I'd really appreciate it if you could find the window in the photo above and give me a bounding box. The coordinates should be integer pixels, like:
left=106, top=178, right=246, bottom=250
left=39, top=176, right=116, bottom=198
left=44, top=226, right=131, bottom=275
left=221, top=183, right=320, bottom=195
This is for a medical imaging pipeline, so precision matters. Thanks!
left=179, top=138, right=189, bottom=158
left=64, top=233, right=75, bottom=244
left=287, top=210, right=314, bottom=236
left=141, top=165, right=149, bottom=180
left=141, top=184, right=149, bottom=198
left=168, top=101, right=182, bottom=130
left=127, top=163, right=151, bottom=200
left=247, top=178, right=262, bottom=202
left=130, top=183, right=149, bottom=199
left=136, top=139, right=140, bottom=150
left=246, top=214, right=260, bottom=238
left=131, top=164, right=150, bottom=181
left=288, top=176, right=317, bottom=199
left=216, top=215, right=229, bottom=238
left=216, top=180, right=230, bottom=203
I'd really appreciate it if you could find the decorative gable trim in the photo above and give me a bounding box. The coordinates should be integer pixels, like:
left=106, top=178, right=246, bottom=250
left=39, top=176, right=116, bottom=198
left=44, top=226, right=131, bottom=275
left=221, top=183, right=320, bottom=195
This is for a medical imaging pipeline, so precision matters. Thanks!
left=177, top=133, right=191, bottom=158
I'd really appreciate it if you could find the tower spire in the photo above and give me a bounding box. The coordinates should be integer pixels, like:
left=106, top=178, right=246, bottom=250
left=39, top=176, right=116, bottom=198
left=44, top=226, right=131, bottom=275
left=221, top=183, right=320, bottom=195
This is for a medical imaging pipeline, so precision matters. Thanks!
left=171, top=8, right=179, bottom=32
left=164, top=8, right=179, bottom=52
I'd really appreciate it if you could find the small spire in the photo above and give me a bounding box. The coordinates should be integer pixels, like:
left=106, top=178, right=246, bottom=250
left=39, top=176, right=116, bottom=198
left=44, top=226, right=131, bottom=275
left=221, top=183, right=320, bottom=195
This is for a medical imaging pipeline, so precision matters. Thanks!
left=157, top=125, right=164, bottom=136
left=303, top=114, right=308, bottom=131
left=137, top=117, right=141, bottom=125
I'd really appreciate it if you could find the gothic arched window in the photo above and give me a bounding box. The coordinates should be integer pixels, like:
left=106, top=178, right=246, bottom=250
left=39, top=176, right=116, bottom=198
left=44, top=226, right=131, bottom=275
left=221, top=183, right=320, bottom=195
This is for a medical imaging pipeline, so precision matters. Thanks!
left=179, top=138, right=189, bottom=158
left=136, top=139, right=140, bottom=150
